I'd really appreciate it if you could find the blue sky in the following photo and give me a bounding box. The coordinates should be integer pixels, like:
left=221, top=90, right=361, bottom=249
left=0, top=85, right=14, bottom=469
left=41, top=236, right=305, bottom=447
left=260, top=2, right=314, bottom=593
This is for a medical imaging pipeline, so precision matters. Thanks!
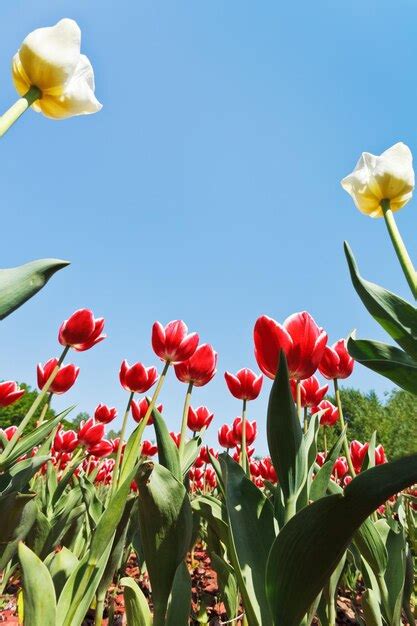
left=0, top=0, right=416, bottom=453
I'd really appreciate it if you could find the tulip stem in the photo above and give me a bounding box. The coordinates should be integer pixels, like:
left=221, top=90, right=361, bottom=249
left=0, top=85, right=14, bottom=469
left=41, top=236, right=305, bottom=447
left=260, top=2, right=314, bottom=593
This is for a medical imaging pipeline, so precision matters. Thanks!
left=240, top=399, right=248, bottom=473
left=381, top=199, right=417, bottom=299
left=38, top=392, right=53, bottom=426
left=178, top=382, right=194, bottom=459
left=0, top=346, right=69, bottom=461
left=0, top=86, right=41, bottom=138
left=333, top=379, right=356, bottom=477
left=111, top=392, right=134, bottom=497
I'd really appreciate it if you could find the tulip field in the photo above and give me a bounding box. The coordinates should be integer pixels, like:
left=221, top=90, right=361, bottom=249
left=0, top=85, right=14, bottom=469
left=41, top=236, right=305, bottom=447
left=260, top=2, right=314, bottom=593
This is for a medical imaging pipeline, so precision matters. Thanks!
left=1, top=15, right=417, bottom=626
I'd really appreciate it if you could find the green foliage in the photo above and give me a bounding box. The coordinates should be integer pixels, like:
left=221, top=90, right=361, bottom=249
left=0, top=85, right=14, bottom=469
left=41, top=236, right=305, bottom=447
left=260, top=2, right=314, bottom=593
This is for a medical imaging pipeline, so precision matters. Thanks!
left=320, top=387, right=417, bottom=459
left=0, top=383, right=56, bottom=431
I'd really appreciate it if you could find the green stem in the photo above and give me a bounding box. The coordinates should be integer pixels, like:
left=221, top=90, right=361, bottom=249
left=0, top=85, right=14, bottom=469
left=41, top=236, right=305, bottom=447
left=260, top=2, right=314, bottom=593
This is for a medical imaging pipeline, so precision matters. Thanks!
left=119, top=362, right=170, bottom=484
left=381, top=199, right=417, bottom=299
left=240, top=398, right=248, bottom=472
left=333, top=379, right=356, bottom=477
left=303, top=406, right=308, bottom=434
left=111, top=392, right=134, bottom=497
left=0, top=86, right=41, bottom=138
left=178, top=382, right=194, bottom=459
left=1, top=346, right=69, bottom=460
left=38, top=392, right=53, bottom=426
left=296, top=380, right=303, bottom=427
left=94, top=594, right=105, bottom=626
left=323, top=426, right=328, bottom=456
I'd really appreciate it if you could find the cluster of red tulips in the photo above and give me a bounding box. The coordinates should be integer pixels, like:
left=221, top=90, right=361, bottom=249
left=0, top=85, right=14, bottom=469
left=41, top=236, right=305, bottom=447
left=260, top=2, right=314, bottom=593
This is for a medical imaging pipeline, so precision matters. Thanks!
left=0, top=306, right=389, bottom=498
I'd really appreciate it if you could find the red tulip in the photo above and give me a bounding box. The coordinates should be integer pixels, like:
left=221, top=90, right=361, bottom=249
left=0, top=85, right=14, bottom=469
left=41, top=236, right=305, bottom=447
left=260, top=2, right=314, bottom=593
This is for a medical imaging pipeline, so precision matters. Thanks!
left=141, top=440, right=158, bottom=457
left=187, top=406, right=214, bottom=432
left=232, top=417, right=257, bottom=446
left=88, top=439, right=113, bottom=458
left=37, top=359, right=80, bottom=394
left=198, top=446, right=218, bottom=465
left=313, top=400, right=339, bottom=426
left=333, top=456, right=349, bottom=479
left=131, top=398, right=163, bottom=425
left=94, top=403, right=117, bottom=424
left=174, top=344, right=217, bottom=387
left=0, top=381, right=25, bottom=407
left=152, top=320, right=199, bottom=364
left=54, top=428, right=78, bottom=453
left=0, top=425, right=17, bottom=442
left=170, top=432, right=181, bottom=448
left=375, top=444, right=386, bottom=465
left=319, top=339, right=354, bottom=380
left=249, top=460, right=261, bottom=478
left=224, top=368, right=263, bottom=401
left=59, top=309, right=105, bottom=351
left=349, top=440, right=369, bottom=473
left=233, top=445, right=255, bottom=462
left=218, top=424, right=237, bottom=449
left=316, top=452, right=326, bottom=467
left=205, top=467, right=217, bottom=489
left=290, top=375, right=328, bottom=408
left=119, top=360, right=158, bottom=393
left=77, top=417, right=105, bottom=447
left=111, top=438, right=125, bottom=454
left=258, top=457, right=277, bottom=482
left=254, top=312, right=328, bottom=380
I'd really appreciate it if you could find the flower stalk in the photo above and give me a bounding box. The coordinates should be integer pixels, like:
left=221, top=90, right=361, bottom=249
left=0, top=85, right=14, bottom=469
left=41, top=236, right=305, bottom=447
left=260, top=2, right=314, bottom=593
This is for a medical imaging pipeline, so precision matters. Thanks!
left=333, top=379, right=356, bottom=477
left=381, top=199, right=417, bottom=299
left=0, top=86, right=41, bottom=138
left=178, top=382, right=194, bottom=459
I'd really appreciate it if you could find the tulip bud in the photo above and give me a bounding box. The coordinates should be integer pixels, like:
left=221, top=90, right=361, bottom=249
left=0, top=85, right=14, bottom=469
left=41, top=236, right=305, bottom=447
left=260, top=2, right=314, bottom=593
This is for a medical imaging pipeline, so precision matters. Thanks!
left=333, top=457, right=349, bottom=480
left=131, top=398, right=163, bottom=425
left=313, top=400, right=339, bottom=427
left=224, top=368, right=263, bottom=401
left=94, top=404, right=117, bottom=424
left=349, top=440, right=369, bottom=473
left=119, top=360, right=159, bottom=393
left=77, top=417, right=105, bottom=447
left=152, top=320, right=199, bottom=364
left=290, top=376, right=328, bottom=408
left=87, top=439, right=113, bottom=458
left=232, top=417, right=257, bottom=446
left=341, top=142, right=414, bottom=218
left=319, top=339, right=354, bottom=380
left=0, top=381, right=25, bottom=407
left=254, top=312, right=327, bottom=381
left=12, top=19, right=102, bottom=120
left=54, top=428, right=78, bottom=453
left=141, top=440, right=158, bottom=457
left=187, top=406, right=214, bottom=432
left=169, top=432, right=181, bottom=448
left=0, top=425, right=18, bottom=443
left=37, top=358, right=79, bottom=394
left=174, top=344, right=217, bottom=387
left=59, top=309, right=105, bottom=351
left=218, top=424, right=237, bottom=449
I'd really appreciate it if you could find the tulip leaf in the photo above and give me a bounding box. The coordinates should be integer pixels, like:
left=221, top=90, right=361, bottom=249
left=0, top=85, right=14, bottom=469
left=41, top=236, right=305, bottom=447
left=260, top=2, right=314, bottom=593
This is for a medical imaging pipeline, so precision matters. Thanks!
left=18, top=542, right=57, bottom=626
left=182, top=435, right=202, bottom=475
left=220, top=453, right=276, bottom=626
left=0, top=455, right=49, bottom=496
left=152, top=405, right=181, bottom=481
left=44, top=547, right=79, bottom=600
left=165, top=561, right=192, bottom=626
left=344, top=242, right=417, bottom=358
left=362, top=589, right=384, bottom=626
left=191, top=494, right=229, bottom=545
left=121, top=577, right=152, bottom=626
left=266, top=453, right=417, bottom=626
left=353, top=518, right=387, bottom=578
left=210, top=552, right=238, bottom=620
left=267, top=351, right=306, bottom=513
left=347, top=335, right=417, bottom=394
left=309, top=428, right=346, bottom=501
left=0, top=492, right=37, bottom=569
left=137, top=461, right=193, bottom=626
left=0, top=258, right=70, bottom=320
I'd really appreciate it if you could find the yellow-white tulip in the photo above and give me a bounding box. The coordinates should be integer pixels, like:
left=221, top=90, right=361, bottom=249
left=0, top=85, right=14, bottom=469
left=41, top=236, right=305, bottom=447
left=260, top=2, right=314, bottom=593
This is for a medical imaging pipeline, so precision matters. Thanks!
left=341, top=142, right=414, bottom=218
left=12, top=18, right=102, bottom=120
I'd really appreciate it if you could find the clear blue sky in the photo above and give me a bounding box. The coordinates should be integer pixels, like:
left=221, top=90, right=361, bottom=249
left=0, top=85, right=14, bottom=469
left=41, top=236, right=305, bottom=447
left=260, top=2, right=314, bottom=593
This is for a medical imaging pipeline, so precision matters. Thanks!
left=1, top=1, right=416, bottom=453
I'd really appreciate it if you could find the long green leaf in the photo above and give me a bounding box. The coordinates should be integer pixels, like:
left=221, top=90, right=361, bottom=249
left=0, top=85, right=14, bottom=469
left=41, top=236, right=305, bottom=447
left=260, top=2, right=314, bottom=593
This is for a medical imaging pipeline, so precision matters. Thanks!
left=165, top=561, right=192, bottom=626
left=266, top=453, right=417, bottom=626
left=0, top=258, right=69, bottom=320
left=152, top=405, right=181, bottom=480
left=347, top=335, right=417, bottom=394
left=137, top=461, right=192, bottom=626
left=345, top=242, right=417, bottom=358
left=18, top=542, right=56, bottom=625
left=121, top=577, right=152, bottom=626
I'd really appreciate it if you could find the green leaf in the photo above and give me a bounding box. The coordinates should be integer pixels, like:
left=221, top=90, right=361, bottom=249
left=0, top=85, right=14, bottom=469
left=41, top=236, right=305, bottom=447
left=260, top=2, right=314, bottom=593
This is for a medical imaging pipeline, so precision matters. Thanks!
left=220, top=453, right=276, bottom=626
left=0, top=455, right=49, bottom=496
left=362, top=589, right=384, bottom=626
left=165, top=562, right=192, bottom=626
left=121, top=576, right=152, bottom=626
left=353, top=518, right=387, bottom=578
left=344, top=242, right=417, bottom=358
left=0, top=492, right=37, bottom=569
left=18, top=542, right=57, bottom=625
left=267, top=351, right=306, bottom=511
left=181, top=436, right=202, bottom=475
left=309, top=427, right=346, bottom=501
left=0, top=258, right=69, bottom=320
left=266, top=453, right=417, bottom=626
left=152, top=405, right=181, bottom=481
left=191, top=494, right=229, bottom=545
left=44, top=547, right=79, bottom=600
left=347, top=335, right=417, bottom=394
left=137, top=461, right=193, bottom=626
left=210, top=552, right=238, bottom=620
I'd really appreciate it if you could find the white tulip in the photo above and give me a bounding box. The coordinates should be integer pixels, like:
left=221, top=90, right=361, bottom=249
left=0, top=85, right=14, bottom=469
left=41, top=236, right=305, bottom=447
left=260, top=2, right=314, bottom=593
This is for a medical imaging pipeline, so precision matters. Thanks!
left=12, top=18, right=102, bottom=120
left=341, top=142, right=414, bottom=218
